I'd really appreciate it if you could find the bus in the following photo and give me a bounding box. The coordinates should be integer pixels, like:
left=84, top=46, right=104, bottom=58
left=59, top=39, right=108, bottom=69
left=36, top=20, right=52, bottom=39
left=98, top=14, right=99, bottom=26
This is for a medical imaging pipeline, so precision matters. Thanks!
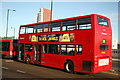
left=18, top=14, right=112, bottom=73
left=0, top=39, right=18, bottom=59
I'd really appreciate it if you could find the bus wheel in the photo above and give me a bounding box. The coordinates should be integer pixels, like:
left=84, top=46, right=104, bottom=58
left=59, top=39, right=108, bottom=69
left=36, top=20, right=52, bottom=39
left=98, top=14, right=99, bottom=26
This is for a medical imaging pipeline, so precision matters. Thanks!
left=65, top=61, right=74, bottom=73
left=25, top=56, right=30, bottom=64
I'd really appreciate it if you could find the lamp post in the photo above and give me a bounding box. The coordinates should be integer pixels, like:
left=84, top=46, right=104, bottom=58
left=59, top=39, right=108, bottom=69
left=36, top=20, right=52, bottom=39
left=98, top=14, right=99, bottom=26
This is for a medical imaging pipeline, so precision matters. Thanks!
left=11, top=27, right=15, bottom=39
left=50, top=0, right=53, bottom=21
left=6, top=9, right=16, bottom=39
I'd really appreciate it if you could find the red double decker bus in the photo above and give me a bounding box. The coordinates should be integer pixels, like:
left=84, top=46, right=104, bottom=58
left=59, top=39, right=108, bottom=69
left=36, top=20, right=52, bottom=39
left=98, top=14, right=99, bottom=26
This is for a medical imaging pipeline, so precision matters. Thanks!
left=18, top=14, right=112, bottom=73
left=0, top=39, right=18, bottom=59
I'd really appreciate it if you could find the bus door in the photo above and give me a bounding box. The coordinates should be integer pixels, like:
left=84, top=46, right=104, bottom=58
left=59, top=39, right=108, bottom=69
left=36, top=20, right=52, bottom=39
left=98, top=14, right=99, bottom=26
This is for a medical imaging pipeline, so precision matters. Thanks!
left=33, top=44, right=37, bottom=61
left=33, top=44, right=41, bottom=62
left=19, top=43, right=24, bottom=60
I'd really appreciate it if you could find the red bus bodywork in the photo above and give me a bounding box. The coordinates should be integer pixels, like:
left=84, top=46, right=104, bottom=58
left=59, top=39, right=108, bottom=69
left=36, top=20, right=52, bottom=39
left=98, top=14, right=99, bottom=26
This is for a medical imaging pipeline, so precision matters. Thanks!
left=18, top=14, right=112, bottom=73
left=0, top=39, right=18, bottom=59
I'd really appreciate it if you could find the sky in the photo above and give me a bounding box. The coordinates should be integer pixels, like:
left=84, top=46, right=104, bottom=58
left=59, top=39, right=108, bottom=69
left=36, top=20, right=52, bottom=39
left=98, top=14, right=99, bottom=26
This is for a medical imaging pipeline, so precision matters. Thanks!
left=1, top=2, right=118, bottom=42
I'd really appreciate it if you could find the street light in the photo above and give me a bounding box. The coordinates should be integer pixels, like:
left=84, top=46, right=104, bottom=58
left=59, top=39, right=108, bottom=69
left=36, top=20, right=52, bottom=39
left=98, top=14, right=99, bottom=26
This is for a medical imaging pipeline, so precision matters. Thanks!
left=6, top=9, right=16, bottom=39
left=50, top=0, right=53, bottom=21
left=11, top=27, right=15, bottom=39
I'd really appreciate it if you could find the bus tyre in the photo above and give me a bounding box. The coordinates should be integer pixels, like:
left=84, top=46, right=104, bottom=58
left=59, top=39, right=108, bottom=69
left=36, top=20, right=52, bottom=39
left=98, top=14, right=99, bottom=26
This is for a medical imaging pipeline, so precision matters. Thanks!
left=25, top=56, right=30, bottom=64
left=65, top=61, right=74, bottom=73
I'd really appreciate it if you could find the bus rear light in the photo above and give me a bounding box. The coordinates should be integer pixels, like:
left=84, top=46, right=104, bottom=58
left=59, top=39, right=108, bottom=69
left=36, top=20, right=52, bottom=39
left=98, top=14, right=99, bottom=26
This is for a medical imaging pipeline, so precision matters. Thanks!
left=95, top=59, right=97, bottom=61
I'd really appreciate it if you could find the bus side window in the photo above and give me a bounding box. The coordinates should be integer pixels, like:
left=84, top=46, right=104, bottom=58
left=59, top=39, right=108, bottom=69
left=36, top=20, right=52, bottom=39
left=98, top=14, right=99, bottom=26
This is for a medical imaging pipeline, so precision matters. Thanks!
left=76, top=45, right=82, bottom=55
left=48, top=44, right=60, bottom=54
left=77, top=17, right=91, bottom=30
left=44, top=23, right=49, bottom=32
left=26, top=26, right=34, bottom=34
left=62, top=20, right=76, bottom=31
left=49, top=22, right=61, bottom=32
left=61, top=45, right=67, bottom=55
left=61, top=45, right=75, bottom=56
left=34, top=24, right=43, bottom=33
left=67, top=45, right=75, bottom=56
left=43, top=44, right=47, bottom=53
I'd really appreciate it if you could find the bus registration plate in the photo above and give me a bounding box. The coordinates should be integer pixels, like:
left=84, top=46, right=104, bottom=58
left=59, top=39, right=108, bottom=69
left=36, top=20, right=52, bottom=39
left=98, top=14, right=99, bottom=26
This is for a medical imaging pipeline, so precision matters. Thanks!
left=98, top=58, right=109, bottom=66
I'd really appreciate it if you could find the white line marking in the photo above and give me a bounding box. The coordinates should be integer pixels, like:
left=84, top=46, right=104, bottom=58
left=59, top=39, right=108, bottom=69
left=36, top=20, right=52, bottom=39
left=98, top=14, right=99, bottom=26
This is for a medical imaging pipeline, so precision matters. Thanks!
left=5, top=60, right=14, bottom=62
left=2, top=67, right=8, bottom=70
left=16, top=70, right=26, bottom=74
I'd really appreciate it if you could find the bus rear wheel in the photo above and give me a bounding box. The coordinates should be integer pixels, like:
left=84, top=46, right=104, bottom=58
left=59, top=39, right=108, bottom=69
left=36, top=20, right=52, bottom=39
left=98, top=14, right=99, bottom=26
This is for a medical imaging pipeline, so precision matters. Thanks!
left=25, top=56, right=30, bottom=64
left=65, top=61, right=74, bottom=73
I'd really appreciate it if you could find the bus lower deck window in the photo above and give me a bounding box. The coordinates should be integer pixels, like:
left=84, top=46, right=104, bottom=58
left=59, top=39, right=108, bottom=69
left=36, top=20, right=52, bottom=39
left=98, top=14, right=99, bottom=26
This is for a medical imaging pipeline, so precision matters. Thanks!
left=48, top=44, right=60, bottom=54
left=61, top=45, right=75, bottom=56
left=43, top=44, right=47, bottom=53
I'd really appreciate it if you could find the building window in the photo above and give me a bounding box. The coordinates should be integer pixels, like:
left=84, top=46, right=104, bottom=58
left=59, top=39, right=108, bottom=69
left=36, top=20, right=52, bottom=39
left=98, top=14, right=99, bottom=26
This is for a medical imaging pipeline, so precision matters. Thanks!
left=26, top=26, right=34, bottom=34
left=48, top=44, right=60, bottom=54
left=44, top=23, right=49, bottom=32
left=49, top=22, right=61, bottom=32
left=34, top=24, right=43, bottom=33
left=77, top=17, right=91, bottom=30
left=20, top=27, right=25, bottom=34
left=62, top=19, right=76, bottom=31
left=61, top=45, right=75, bottom=56
left=76, top=45, right=82, bottom=55
left=43, top=44, right=47, bottom=53
left=25, top=44, right=32, bottom=52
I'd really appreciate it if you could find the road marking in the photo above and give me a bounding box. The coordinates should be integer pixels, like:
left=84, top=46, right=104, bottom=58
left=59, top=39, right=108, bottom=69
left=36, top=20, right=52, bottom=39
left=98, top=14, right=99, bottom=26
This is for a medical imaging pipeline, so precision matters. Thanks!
left=16, top=70, right=26, bottom=74
left=5, top=60, right=14, bottom=63
left=2, top=67, right=8, bottom=70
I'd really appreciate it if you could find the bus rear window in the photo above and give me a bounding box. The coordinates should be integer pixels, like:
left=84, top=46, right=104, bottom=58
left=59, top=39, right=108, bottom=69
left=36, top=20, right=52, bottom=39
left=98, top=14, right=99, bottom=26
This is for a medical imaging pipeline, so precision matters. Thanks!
left=100, top=45, right=108, bottom=50
left=2, top=42, right=10, bottom=51
left=97, top=16, right=109, bottom=27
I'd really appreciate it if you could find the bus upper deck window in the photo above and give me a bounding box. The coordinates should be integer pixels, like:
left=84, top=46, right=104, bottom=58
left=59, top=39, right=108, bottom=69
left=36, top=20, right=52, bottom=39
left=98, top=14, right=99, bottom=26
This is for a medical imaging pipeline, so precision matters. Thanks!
left=49, top=22, right=61, bottom=32
left=77, top=17, right=91, bottom=30
left=20, top=27, right=25, bottom=34
left=26, top=26, right=34, bottom=34
left=97, top=16, right=109, bottom=27
left=44, top=23, right=49, bottom=32
left=34, top=24, right=43, bottom=33
left=62, top=19, right=76, bottom=31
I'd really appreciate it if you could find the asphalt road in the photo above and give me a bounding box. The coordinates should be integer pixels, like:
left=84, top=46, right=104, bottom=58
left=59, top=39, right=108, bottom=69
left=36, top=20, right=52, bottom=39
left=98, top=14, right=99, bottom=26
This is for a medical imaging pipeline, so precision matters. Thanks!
left=1, top=59, right=120, bottom=79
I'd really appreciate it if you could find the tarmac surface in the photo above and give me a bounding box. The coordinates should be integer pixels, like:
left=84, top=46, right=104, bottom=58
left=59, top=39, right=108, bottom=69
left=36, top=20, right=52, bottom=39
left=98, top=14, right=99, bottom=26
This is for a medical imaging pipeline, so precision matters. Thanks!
left=1, top=59, right=120, bottom=80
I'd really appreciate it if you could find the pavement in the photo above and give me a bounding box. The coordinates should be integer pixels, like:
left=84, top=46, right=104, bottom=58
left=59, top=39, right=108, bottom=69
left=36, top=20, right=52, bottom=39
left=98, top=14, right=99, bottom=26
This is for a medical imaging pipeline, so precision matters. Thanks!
left=112, top=58, right=120, bottom=62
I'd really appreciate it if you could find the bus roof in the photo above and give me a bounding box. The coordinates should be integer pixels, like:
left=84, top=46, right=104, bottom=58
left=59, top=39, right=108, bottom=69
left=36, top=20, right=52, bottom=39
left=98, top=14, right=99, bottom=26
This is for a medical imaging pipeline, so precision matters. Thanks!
left=20, top=14, right=110, bottom=27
